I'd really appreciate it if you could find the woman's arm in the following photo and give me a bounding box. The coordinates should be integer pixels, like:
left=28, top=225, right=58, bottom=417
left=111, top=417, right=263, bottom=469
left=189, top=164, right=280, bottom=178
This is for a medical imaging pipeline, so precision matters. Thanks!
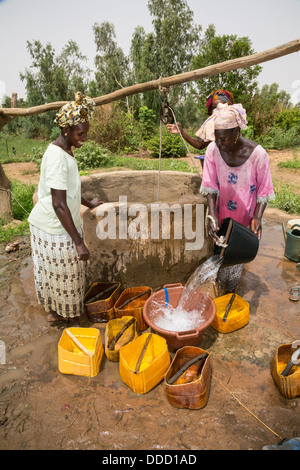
left=206, top=193, right=220, bottom=242
left=250, top=202, right=267, bottom=240
left=51, top=188, right=89, bottom=261
left=166, top=123, right=209, bottom=150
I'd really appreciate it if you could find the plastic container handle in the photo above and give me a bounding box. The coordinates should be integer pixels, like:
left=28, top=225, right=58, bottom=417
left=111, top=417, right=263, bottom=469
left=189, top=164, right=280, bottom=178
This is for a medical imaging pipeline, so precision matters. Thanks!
left=176, top=329, right=198, bottom=339
left=163, top=283, right=183, bottom=288
left=163, top=287, right=170, bottom=307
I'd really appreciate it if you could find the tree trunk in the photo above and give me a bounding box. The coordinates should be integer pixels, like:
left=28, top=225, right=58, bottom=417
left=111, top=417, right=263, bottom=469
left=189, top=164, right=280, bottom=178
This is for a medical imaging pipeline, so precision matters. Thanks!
left=0, top=163, right=13, bottom=224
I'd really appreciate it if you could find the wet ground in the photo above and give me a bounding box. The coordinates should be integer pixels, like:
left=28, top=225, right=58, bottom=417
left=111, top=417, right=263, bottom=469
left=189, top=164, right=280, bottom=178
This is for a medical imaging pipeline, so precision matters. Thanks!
left=0, top=208, right=299, bottom=451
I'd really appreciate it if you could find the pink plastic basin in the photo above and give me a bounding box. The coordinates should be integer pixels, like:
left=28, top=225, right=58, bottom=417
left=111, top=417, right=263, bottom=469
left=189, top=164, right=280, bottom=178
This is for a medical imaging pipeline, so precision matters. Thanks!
left=143, top=283, right=216, bottom=351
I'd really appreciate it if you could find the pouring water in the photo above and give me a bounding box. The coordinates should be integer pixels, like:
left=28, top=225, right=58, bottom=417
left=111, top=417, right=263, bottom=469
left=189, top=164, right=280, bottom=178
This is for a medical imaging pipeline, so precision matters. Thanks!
left=150, top=255, right=222, bottom=332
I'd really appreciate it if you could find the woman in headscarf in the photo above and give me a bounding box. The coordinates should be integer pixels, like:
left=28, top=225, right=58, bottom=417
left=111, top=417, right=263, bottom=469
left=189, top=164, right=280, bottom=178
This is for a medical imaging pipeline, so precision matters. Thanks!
left=28, top=92, right=103, bottom=325
left=199, top=102, right=275, bottom=292
left=166, top=89, right=234, bottom=151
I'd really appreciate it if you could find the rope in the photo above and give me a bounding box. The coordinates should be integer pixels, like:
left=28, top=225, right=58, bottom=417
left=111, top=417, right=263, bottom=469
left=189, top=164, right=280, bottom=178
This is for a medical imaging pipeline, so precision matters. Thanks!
left=0, top=187, right=30, bottom=216
left=167, top=106, right=201, bottom=176
left=212, top=374, right=283, bottom=440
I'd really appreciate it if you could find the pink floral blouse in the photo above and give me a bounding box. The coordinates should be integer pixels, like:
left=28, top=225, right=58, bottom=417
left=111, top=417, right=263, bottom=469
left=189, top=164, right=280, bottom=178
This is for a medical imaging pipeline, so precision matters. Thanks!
left=200, top=142, right=275, bottom=227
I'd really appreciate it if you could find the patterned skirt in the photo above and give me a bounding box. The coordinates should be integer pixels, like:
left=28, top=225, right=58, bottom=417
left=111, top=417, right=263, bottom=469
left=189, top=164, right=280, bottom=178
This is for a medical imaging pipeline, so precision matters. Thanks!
left=217, top=264, right=244, bottom=292
left=29, top=224, right=86, bottom=318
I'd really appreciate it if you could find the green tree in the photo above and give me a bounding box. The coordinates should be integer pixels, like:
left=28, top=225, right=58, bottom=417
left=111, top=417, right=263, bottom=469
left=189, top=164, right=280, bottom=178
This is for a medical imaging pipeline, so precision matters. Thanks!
left=91, top=22, right=131, bottom=97
left=191, top=25, right=262, bottom=110
left=131, top=0, right=201, bottom=115
left=20, top=40, right=90, bottom=137
left=250, top=83, right=292, bottom=136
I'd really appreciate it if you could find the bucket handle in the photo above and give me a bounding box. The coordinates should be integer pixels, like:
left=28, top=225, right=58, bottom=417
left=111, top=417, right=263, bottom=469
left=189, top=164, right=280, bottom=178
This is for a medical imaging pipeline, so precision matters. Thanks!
left=282, top=222, right=287, bottom=242
left=175, top=329, right=198, bottom=339
left=290, top=224, right=300, bottom=233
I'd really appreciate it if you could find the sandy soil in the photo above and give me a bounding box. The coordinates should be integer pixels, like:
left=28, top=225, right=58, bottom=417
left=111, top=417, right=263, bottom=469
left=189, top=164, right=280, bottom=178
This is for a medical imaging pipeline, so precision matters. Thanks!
left=0, top=151, right=299, bottom=452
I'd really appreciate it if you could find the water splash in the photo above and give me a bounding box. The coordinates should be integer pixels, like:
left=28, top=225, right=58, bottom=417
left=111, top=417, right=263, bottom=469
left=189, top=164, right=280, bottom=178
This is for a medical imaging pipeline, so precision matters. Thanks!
left=150, top=255, right=222, bottom=332
left=178, top=254, right=222, bottom=312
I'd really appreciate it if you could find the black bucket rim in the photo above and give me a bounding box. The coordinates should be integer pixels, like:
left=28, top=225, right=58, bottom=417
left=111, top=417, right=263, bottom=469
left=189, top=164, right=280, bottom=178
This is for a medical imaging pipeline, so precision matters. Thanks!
left=214, top=217, right=259, bottom=267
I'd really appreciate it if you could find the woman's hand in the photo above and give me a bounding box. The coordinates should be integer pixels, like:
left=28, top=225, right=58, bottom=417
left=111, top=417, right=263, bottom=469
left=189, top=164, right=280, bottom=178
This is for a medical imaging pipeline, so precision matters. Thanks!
left=207, top=215, right=219, bottom=242
left=89, top=197, right=104, bottom=208
left=81, top=196, right=104, bottom=209
left=75, top=241, right=90, bottom=261
left=206, top=195, right=219, bottom=242
left=166, top=122, right=182, bottom=135
left=251, top=217, right=262, bottom=240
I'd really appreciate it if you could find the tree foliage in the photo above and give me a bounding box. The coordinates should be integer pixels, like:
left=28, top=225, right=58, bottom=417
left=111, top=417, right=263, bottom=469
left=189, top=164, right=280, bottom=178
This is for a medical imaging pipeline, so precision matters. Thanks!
left=19, top=39, right=90, bottom=137
left=91, top=22, right=131, bottom=97
left=191, top=25, right=262, bottom=109
left=131, top=0, right=201, bottom=115
left=249, top=83, right=292, bottom=136
left=12, top=0, right=299, bottom=148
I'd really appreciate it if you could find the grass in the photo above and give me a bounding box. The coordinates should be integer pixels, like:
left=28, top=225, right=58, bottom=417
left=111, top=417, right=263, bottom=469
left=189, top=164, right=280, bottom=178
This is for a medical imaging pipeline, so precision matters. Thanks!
left=0, top=220, right=30, bottom=244
left=0, top=135, right=48, bottom=163
left=269, top=179, right=300, bottom=214
left=100, top=155, right=195, bottom=172
left=277, top=151, right=300, bottom=169
left=0, top=180, right=36, bottom=244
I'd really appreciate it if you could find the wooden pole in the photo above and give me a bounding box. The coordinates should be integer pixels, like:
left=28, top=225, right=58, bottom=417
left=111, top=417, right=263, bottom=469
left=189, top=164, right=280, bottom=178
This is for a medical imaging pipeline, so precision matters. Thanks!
left=0, top=38, right=299, bottom=125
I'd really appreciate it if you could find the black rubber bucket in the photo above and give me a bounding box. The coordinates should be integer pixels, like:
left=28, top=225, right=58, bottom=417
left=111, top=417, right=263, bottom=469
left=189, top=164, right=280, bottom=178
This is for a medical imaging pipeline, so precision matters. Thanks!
left=214, top=218, right=259, bottom=267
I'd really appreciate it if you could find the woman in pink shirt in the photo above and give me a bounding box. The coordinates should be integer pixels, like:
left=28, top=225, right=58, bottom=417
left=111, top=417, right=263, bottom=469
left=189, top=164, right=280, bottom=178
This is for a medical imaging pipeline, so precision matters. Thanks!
left=199, top=103, right=275, bottom=292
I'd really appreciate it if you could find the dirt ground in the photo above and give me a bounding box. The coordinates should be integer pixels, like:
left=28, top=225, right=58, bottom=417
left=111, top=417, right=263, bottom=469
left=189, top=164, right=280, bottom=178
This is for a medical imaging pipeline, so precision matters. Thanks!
left=2, top=148, right=300, bottom=188
left=0, top=151, right=299, bottom=452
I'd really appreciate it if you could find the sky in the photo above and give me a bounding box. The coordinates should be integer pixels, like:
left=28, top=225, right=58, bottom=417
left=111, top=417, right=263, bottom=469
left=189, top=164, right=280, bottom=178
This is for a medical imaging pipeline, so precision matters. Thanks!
left=0, top=0, right=300, bottom=106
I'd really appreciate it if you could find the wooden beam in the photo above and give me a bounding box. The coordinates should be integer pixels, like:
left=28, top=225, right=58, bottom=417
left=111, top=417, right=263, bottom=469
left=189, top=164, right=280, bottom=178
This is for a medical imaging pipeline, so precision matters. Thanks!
left=0, top=38, right=300, bottom=123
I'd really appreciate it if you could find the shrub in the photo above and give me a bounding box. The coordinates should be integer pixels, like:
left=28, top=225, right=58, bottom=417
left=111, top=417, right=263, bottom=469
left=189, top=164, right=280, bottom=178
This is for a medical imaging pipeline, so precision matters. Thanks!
left=274, top=108, right=300, bottom=131
left=10, top=180, right=37, bottom=221
left=147, top=128, right=187, bottom=158
left=74, top=141, right=115, bottom=170
left=258, top=126, right=300, bottom=150
left=88, top=103, right=139, bottom=153
left=138, top=106, right=157, bottom=141
left=30, top=144, right=48, bottom=167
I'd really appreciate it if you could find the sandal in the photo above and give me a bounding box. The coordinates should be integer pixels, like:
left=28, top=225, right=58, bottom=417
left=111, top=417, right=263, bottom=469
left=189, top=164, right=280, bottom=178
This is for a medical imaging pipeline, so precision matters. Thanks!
left=289, top=286, right=300, bottom=302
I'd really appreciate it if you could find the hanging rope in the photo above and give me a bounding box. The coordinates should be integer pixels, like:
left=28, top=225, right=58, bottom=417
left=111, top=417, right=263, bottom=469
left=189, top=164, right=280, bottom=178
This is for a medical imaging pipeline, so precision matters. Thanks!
left=167, top=106, right=201, bottom=176
left=0, top=188, right=30, bottom=216
left=157, top=87, right=202, bottom=201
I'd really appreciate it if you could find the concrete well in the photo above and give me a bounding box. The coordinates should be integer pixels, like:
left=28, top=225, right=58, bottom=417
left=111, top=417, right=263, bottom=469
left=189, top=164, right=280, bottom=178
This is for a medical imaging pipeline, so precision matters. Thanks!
left=81, top=170, right=211, bottom=289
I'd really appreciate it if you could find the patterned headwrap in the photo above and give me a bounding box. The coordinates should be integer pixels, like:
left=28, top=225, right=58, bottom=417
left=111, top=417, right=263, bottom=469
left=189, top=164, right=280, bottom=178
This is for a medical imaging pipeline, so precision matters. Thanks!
left=196, top=103, right=248, bottom=142
left=55, top=92, right=96, bottom=128
left=205, top=89, right=234, bottom=113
